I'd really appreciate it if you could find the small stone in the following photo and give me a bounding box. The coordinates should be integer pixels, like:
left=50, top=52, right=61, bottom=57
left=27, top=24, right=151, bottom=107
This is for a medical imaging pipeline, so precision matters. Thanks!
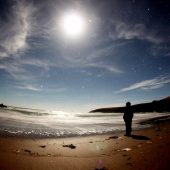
left=122, top=148, right=132, bottom=151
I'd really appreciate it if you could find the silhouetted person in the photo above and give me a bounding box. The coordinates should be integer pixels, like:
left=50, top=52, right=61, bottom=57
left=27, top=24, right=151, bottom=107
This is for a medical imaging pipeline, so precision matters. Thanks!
left=123, top=102, right=133, bottom=136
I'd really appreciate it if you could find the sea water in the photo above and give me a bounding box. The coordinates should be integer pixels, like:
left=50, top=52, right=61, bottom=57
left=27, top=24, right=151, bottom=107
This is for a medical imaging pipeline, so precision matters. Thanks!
left=0, top=107, right=169, bottom=138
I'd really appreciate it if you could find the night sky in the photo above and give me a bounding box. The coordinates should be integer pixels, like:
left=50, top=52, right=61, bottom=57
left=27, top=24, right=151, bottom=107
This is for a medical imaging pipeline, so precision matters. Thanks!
left=0, top=0, right=170, bottom=112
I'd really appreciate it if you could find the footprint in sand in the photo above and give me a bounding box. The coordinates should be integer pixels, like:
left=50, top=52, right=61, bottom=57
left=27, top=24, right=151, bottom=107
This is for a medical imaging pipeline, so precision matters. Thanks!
left=123, top=154, right=128, bottom=157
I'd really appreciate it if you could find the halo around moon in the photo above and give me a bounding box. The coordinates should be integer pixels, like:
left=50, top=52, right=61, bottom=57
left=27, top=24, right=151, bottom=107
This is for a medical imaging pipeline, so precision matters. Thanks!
left=60, top=11, right=86, bottom=38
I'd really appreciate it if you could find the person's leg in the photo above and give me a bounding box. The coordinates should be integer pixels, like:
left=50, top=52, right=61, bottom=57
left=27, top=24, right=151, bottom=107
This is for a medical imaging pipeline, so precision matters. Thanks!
left=126, top=121, right=132, bottom=136
left=125, top=122, right=129, bottom=136
left=129, top=121, right=132, bottom=135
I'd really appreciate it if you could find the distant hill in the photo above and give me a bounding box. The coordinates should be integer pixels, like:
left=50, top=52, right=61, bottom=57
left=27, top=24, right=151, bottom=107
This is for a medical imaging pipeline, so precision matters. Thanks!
left=0, top=103, right=7, bottom=108
left=90, top=97, right=170, bottom=113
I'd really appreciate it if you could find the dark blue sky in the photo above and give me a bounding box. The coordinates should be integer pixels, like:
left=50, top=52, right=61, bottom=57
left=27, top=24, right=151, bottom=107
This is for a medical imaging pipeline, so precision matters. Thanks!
left=0, top=0, right=170, bottom=112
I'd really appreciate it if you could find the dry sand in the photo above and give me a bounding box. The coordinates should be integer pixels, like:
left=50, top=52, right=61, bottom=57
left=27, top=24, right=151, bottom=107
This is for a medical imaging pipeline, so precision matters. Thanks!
left=0, top=120, right=170, bottom=170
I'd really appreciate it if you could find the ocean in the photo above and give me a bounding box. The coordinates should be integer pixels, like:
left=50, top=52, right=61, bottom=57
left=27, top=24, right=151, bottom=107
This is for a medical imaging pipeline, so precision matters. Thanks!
left=0, top=106, right=169, bottom=138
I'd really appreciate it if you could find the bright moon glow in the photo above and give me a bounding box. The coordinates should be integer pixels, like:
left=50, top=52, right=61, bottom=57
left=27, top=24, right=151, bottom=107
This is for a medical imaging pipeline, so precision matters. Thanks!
left=61, top=12, right=85, bottom=37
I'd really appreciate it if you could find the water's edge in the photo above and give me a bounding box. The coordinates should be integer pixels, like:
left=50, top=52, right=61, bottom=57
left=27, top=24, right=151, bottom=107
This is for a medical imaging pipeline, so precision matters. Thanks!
left=0, top=107, right=169, bottom=138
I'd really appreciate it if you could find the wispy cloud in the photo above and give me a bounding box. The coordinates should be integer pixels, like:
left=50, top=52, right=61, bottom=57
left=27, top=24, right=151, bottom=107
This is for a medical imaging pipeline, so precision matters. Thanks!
left=109, top=21, right=165, bottom=44
left=21, top=58, right=50, bottom=71
left=87, top=63, right=123, bottom=74
left=0, top=61, right=37, bottom=80
left=119, top=74, right=170, bottom=92
left=17, top=84, right=42, bottom=92
left=0, top=1, right=124, bottom=79
left=47, top=88, right=68, bottom=93
left=150, top=45, right=170, bottom=57
left=0, top=1, right=34, bottom=59
left=0, top=0, right=168, bottom=83
left=16, top=83, right=68, bottom=93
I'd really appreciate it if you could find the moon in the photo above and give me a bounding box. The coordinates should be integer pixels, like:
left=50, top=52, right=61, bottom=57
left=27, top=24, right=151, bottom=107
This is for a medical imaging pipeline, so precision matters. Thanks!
left=61, top=12, right=86, bottom=38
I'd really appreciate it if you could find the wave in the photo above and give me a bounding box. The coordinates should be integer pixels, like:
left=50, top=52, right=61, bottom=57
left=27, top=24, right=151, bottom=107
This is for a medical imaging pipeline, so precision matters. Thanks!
left=76, top=113, right=121, bottom=118
left=3, top=107, right=49, bottom=116
left=0, top=106, right=170, bottom=138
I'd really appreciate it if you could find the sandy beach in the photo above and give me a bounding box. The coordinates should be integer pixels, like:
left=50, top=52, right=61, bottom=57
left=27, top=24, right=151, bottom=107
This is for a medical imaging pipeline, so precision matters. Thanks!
left=0, top=119, right=169, bottom=170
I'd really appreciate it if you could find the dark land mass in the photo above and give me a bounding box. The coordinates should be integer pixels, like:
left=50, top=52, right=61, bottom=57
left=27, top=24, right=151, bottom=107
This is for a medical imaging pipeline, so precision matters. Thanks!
left=0, top=103, right=7, bottom=108
left=90, top=96, right=170, bottom=113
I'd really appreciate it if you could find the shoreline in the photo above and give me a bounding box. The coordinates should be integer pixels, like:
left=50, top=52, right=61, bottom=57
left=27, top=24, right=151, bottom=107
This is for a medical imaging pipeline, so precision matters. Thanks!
left=0, top=118, right=170, bottom=170
left=0, top=114, right=169, bottom=139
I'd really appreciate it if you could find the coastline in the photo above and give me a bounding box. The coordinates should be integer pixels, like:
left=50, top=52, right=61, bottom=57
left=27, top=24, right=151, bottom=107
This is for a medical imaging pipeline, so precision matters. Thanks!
left=0, top=117, right=170, bottom=170
left=0, top=114, right=169, bottom=139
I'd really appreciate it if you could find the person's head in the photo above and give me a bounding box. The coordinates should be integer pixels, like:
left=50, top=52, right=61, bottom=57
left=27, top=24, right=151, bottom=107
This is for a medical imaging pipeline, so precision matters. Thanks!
left=126, top=102, right=131, bottom=107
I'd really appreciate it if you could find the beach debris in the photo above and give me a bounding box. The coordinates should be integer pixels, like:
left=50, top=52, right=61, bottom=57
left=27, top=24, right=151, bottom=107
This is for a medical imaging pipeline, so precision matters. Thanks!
left=123, top=154, right=128, bottom=157
left=146, top=141, right=152, bottom=144
left=105, top=136, right=119, bottom=140
left=89, top=141, right=93, bottom=143
left=109, top=136, right=119, bottom=139
left=62, top=144, right=76, bottom=149
left=40, top=145, right=46, bottom=148
left=14, top=149, right=20, bottom=153
left=122, top=148, right=132, bottom=151
left=24, top=149, right=31, bottom=154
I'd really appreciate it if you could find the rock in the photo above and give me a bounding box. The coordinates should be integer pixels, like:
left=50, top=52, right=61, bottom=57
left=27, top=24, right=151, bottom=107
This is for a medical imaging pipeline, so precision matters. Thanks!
left=62, top=144, right=76, bottom=149
left=40, top=145, right=46, bottom=148
left=122, top=148, right=132, bottom=151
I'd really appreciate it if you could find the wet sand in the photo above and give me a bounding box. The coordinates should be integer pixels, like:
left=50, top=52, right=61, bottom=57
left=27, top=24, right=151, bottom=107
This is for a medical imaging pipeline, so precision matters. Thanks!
left=0, top=120, right=170, bottom=170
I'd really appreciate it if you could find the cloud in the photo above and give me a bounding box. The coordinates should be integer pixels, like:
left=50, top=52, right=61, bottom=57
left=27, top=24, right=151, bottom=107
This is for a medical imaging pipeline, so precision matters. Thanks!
left=16, top=84, right=67, bottom=93
left=87, top=63, right=123, bottom=74
left=2, top=0, right=166, bottom=83
left=109, top=21, right=165, bottom=44
left=0, top=0, right=125, bottom=80
left=47, top=88, right=68, bottom=93
left=0, top=0, right=34, bottom=59
left=20, top=57, right=50, bottom=71
left=80, top=70, right=93, bottom=76
left=0, top=61, right=36, bottom=80
left=150, top=45, right=170, bottom=57
left=59, top=40, right=126, bottom=74
left=17, top=84, right=42, bottom=91
left=0, top=64, right=6, bottom=69
left=119, top=74, right=170, bottom=92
